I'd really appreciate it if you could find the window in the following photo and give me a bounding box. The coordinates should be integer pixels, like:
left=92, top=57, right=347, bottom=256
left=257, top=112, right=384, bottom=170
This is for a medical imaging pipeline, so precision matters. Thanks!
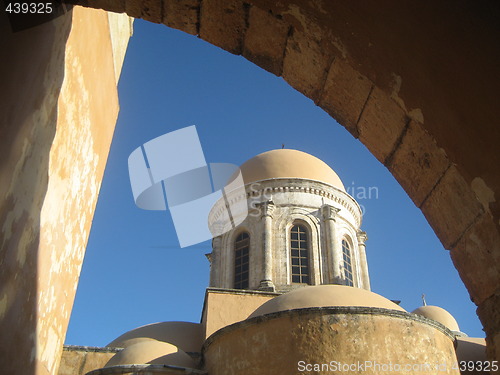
left=342, top=239, right=353, bottom=286
left=234, top=232, right=250, bottom=289
left=290, top=224, right=310, bottom=284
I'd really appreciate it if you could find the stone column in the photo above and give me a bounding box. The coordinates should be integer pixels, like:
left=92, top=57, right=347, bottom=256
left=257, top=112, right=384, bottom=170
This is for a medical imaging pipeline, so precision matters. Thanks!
left=322, top=205, right=342, bottom=284
left=357, top=231, right=370, bottom=290
left=259, top=200, right=276, bottom=291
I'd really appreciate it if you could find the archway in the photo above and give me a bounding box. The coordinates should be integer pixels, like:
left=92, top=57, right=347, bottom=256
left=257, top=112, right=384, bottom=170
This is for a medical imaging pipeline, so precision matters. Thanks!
left=1, top=1, right=498, bottom=374
left=69, top=0, right=499, bottom=361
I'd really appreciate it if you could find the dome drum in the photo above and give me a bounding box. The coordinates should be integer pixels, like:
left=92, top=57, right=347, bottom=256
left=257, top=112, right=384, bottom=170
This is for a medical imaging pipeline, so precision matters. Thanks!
left=203, top=307, right=459, bottom=375
left=86, top=364, right=207, bottom=375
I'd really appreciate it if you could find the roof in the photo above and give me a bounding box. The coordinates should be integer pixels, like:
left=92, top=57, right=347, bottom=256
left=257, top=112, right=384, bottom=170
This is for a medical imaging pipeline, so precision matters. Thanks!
left=238, top=149, right=345, bottom=190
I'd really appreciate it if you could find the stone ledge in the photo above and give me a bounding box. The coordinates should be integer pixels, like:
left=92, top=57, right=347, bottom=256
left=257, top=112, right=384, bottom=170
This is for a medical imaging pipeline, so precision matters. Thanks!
left=202, top=306, right=456, bottom=351
left=63, top=345, right=122, bottom=353
left=87, top=364, right=206, bottom=375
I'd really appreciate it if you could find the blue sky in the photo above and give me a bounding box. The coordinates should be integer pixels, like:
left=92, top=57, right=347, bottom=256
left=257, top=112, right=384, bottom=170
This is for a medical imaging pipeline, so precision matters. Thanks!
left=65, top=19, right=484, bottom=346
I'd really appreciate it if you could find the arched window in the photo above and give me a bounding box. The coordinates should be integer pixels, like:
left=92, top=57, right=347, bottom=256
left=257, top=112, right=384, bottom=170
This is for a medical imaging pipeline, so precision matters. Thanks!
left=234, top=232, right=250, bottom=289
left=290, top=224, right=310, bottom=284
left=342, top=239, right=354, bottom=286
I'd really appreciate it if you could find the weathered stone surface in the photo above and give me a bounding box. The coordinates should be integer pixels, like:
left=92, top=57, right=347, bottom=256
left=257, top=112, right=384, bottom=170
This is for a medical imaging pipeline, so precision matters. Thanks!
left=318, top=58, right=372, bottom=137
left=422, top=165, right=484, bottom=250
left=243, top=6, right=289, bottom=75
left=201, top=288, right=278, bottom=338
left=389, top=120, right=451, bottom=207
left=88, top=0, right=126, bottom=13
left=125, top=0, right=143, bottom=18
left=204, top=309, right=459, bottom=375
left=57, top=349, right=85, bottom=375
left=199, top=0, right=247, bottom=55
left=163, top=0, right=200, bottom=35
left=81, top=351, right=118, bottom=374
left=58, top=347, right=119, bottom=375
left=477, top=292, right=500, bottom=368
left=492, top=333, right=500, bottom=374
left=357, top=86, right=408, bottom=164
left=451, top=214, right=500, bottom=305
left=0, top=6, right=130, bottom=375
left=0, top=8, right=72, bottom=375
left=282, top=28, right=334, bottom=101
left=140, top=0, right=163, bottom=23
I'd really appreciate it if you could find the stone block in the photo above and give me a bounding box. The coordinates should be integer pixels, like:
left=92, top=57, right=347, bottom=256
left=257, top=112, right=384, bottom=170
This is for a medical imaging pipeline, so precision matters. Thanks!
left=451, top=213, right=500, bottom=305
left=70, top=0, right=126, bottom=13
left=357, top=86, right=407, bottom=164
left=92, top=0, right=126, bottom=13
left=243, top=7, right=289, bottom=75
left=477, top=291, right=500, bottom=365
left=57, top=350, right=85, bottom=375
left=282, top=28, right=334, bottom=102
left=318, top=58, right=372, bottom=137
left=80, top=351, right=117, bottom=374
left=389, top=120, right=451, bottom=207
left=421, top=165, right=484, bottom=249
left=125, top=0, right=143, bottom=18
left=141, top=0, right=163, bottom=23
left=492, top=332, right=500, bottom=371
left=199, top=0, right=247, bottom=55
left=163, top=0, right=200, bottom=35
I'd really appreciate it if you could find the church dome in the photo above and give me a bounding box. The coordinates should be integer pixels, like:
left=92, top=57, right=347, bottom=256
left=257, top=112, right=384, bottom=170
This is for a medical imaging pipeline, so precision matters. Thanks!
left=248, top=285, right=405, bottom=318
left=238, top=149, right=345, bottom=191
left=104, top=338, right=196, bottom=368
left=107, top=321, right=203, bottom=353
left=411, top=305, right=460, bottom=332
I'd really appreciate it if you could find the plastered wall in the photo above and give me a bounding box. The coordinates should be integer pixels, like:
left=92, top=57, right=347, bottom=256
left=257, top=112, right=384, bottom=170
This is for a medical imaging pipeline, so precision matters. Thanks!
left=0, top=7, right=132, bottom=375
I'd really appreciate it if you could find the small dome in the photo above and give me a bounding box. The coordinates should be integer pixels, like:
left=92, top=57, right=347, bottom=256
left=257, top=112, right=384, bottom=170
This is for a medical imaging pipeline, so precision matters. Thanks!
left=107, top=321, right=203, bottom=353
left=248, top=285, right=405, bottom=318
left=105, top=338, right=196, bottom=368
left=411, top=306, right=460, bottom=332
left=238, top=149, right=345, bottom=191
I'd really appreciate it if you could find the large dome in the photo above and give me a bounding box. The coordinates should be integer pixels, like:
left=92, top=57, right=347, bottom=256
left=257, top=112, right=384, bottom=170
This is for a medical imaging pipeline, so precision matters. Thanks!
left=238, top=149, right=345, bottom=191
left=248, top=285, right=405, bottom=318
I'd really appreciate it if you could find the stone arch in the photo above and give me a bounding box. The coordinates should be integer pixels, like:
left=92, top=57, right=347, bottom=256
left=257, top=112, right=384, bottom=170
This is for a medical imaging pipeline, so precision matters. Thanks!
left=69, top=0, right=498, bottom=361
left=1, top=1, right=499, bottom=373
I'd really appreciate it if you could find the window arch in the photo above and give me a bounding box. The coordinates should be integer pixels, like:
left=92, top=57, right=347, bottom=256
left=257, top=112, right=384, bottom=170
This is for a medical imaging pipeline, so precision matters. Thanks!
left=290, top=224, right=310, bottom=284
left=342, top=239, right=354, bottom=287
left=234, top=232, right=250, bottom=289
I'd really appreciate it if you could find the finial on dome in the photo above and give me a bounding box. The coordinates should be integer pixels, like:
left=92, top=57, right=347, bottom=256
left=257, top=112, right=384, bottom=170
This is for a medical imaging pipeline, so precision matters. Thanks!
left=422, top=294, right=427, bottom=306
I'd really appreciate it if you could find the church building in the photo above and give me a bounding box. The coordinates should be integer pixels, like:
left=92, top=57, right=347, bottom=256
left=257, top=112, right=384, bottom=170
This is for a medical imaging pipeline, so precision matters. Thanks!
left=59, top=149, right=487, bottom=375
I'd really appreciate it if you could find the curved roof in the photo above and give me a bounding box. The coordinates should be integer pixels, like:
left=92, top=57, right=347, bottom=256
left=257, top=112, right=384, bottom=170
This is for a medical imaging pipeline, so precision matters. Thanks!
left=238, top=149, right=345, bottom=191
left=105, top=338, right=196, bottom=368
left=107, top=321, right=203, bottom=353
left=248, top=285, right=405, bottom=318
left=411, top=305, right=460, bottom=332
